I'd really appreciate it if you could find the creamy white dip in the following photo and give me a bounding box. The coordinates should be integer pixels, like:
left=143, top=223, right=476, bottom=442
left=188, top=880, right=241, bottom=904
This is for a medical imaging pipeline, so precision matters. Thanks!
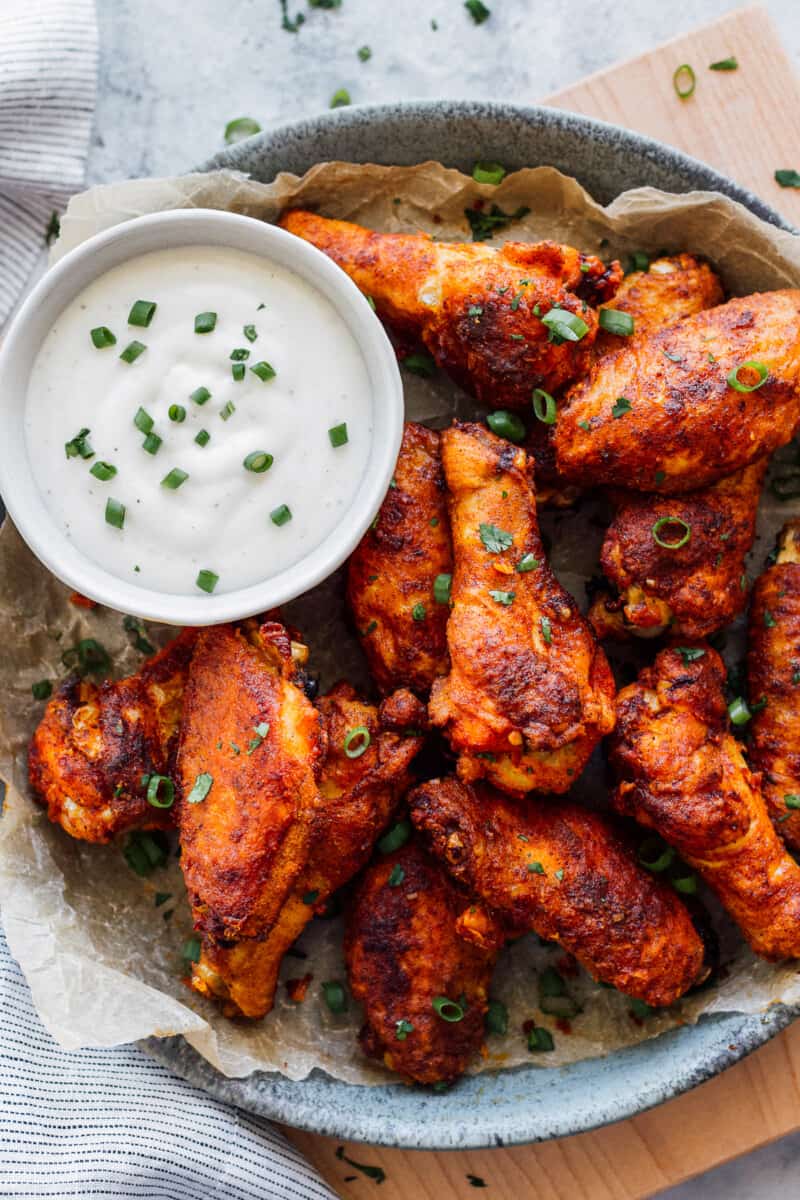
left=25, top=245, right=373, bottom=595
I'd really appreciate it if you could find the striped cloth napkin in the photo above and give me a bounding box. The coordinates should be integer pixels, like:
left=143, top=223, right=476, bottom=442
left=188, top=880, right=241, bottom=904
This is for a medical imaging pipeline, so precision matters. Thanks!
left=0, top=5, right=337, bottom=1196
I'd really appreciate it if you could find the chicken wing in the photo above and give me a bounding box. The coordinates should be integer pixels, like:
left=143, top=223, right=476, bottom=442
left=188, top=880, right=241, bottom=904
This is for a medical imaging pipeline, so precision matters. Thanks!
left=279, top=209, right=622, bottom=408
left=347, top=422, right=452, bottom=695
left=28, top=630, right=196, bottom=843
left=344, top=839, right=500, bottom=1084
left=176, top=621, right=325, bottom=948
left=590, top=459, right=767, bottom=641
left=555, top=290, right=800, bottom=493
left=610, top=644, right=800, bottom=960
left=747, top=520, right=800, bottom=850
left=408, top=777, right=705, bottom=1005
left=190, top=684, right=426, bottom=1018
left=428, top=421, right=615, bottom=794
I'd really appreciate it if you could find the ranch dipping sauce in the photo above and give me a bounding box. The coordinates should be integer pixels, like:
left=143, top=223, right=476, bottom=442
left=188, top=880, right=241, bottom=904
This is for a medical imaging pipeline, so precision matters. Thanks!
left=24, top=244, right=373, bottom=595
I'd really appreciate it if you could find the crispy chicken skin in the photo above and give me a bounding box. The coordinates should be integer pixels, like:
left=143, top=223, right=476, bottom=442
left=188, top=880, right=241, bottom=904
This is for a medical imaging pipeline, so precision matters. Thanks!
left=747, top=521, right=800, bottom=850
left=344, top=839, right=499, bottom=1084
left=428, top=422, right=615, bottom=794
left=590, top=459, right=767, bottom=641
left=176, top=621, right=325, bottom=946
left=190, top=684, right=426, bottom=1018
left=409, top=777, right=705, bottom=1005
left=28, top=630, right=196, bottom=843
left=610, top=645, right=800, bottom=961
left=279, top=209, right=622, bottom=408
left=556, top=290, right=800, bottom=493
left=347, top=422, right=452, bottom=695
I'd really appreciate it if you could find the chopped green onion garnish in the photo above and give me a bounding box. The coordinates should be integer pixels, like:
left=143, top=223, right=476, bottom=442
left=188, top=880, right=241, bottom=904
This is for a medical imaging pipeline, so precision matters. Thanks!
left=250, top=360, right=276, bottom=382
left=465, top=0, right=490, bottom=23
left=516, top=553, right=538, bottom=573
left=652, top=516, right=691, bottom=549
left=196, top=569, right=218, bottom=593
left=785, top=794, right=800, bottom=810
left=105, top=498, right=125, bottom=529
left=147, top=774, right=175, bottom=809
left=322, top=980, right=348, bottom=1014
left=90, top=461, right=117, bottom=482
left=230, top=347, right=250, bottom=361
left=638, top=836, right=675, bottom=873
left=65, top=427, right=94, bottom=460
left=61, top=638, right=111, bottom=677
left=728, top=696, right=752, bottom=725
left=395, top=1018, right=414, bottom=1040
left=472, top=161, right=506, bottom=185
left=775, top=169, right=800, bottom=188
left=190, top=386, right=211, bottom=406
left=224, top=116, right=261, bottom=143
left=532, top=388, right=556, bottom=424
left=328, top=422, right=349, bottom=448
left=710, top=56, right=738, bottom=70
left=161, top=468, right=188, bottom=490
left=194, top=311, right=217, bottom=334
left=629, top=251, right=650, bottom=273
left=485, top=1000, right=508, bottom=1035
left=123, top=831, right=169, bottom=876
left=727, top=360, right=769, bottom=392
left=387, top=864, right=405, bottom=887
left=182, top=934, right=202, bottom=963
left=330, top=87, right=351, bottom=108
left=673, top=873, right=698, bottom=895
left=168, top=404, right=186, bottom=423
left=675, top=646, right=706, bottom=665
left=90, top=326, right=116, bottom=349
left=527, top=1025, right=555, bottom=1052
left=243, top=451, right=273, bottom=473
left=673, top=63, right=696, bottom=99
left=270, top=503, right=292, bottom=526
left=433, top=573, right=452, bottom=605
left=195, top=429, right=210, bottom=447
left=232, top=361, right=246, bottom=382
left=128, top=300, right=157, bottom=328
left=378, top=819, right=411, bottom=855
left=411, top=602, right=426, bottom=621
left=344, top=725, right=371, bottom=759
left=187, top=772, right=213, bottom=804
left=142, top=432, right=162, bottom=455
left=219, top=400, right=236, bottom=421
left=487, top=410, right=525, bottom=442
left=134, top=407, right=154, bottom=434
left=540, top=307, right=589, bottom=343
left=599, top=308, right=635, bottom=336
left=120, top=340, right=146, bottom=364
left=432, top=996, right=464, bottom=1022
left=402, top=352, right=436, bottom=377
left=357, top=44, right=372, bottom=62
left=31, top=679, right=52, bottom=701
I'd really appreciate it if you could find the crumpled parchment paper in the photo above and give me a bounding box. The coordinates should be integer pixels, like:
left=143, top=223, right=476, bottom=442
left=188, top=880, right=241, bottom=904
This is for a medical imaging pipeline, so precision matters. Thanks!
left=2, top=161, right=800, bottom=1082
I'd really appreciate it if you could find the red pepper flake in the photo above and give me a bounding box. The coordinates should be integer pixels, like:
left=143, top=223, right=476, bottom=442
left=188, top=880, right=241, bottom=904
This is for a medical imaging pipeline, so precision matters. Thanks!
left=69, top=592, right=97, bottom=609
left=286, top=973, right=313, bottom=1003
left=555, top=1017, right=573, bottom=1035
left=522, top=1017, right=536, bottom=1035
left=556, top=953, right=580, bottom=978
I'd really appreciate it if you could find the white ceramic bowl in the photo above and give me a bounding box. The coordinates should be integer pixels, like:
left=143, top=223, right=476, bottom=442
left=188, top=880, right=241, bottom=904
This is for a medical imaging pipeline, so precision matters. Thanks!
left=0, top=209, right=403, bottom=625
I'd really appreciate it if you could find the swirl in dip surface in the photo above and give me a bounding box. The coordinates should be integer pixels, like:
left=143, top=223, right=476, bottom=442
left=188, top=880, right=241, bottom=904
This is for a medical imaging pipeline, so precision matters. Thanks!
left=24, top=244, right=373, bottom=595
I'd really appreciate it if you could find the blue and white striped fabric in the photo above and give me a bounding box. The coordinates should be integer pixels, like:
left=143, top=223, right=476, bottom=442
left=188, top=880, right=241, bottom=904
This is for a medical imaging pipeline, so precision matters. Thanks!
left=0, top=0, right=98, bottom=328
left=0, top=925, right=337, bottom=1199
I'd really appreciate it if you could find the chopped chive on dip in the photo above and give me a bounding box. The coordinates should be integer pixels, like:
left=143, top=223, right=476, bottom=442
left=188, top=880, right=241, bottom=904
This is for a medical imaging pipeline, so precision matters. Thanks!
left=134, top=406, right=154, bottom=434
left=328, top=422, right=349, bottom=448
left=243, top=451, right=274, bottom=473
left=120, top=340, right=146, bottom=364
left=190, top=386, right=211, bottom=406
left=194, top=311, right=217, bottom=334
left=196, top=569, right=218, bottom=594
left=65, top=427, right=94, bottom=460
left=330, top=87, right=351, bottom=108
left=224, top=116, right=262, bottom=144
left=465, top=0, right=491, bottom=23
left=270, top=503, right=292, bottom=526
left=142, top=431, right=162, bottom=455
left=232, top=361, right=246, bottom=382
left=90, top=461, right=117, bottom=482
left=168, top=404, right=186, bottom=423
left=195, top=429, right=210, bottom=447
left=230, top=347, right=250, bottom=361
left=105, top=497, right=125, bottom=529
left=90, top=326, right=116, bottom=349
left=357, top=44, right=372, bottom=62
left=128, top=299, right=157, bottom=328
left=161, top=468, right=189, bottom=490
left=243, top=324, right=258, bottom=342
left=250, top=360, right=276, bottom=382
left=472, top=161, right=506, bottom=185
left=219, top=400, right=236, bottom=421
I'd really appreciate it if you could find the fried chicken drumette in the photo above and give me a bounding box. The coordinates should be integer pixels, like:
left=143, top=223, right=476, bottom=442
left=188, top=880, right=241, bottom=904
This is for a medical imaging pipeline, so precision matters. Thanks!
left=556, top=290, right=800, bottom=493
left=409, top=777, right=705, bottom=1005
left=610, top=645, right=800, bottom=961
left=345, top=839, right=501, bottom=1085
left=28, top=630, right=196, bottom=843
left=428, top=422, right=615, bottom=794
left=748, top=521, right=800, bottom=850
left=279, top=209, right=622, bottom=408
left=590, top=459, right=767, bottom=641
left=190, top=683, right=425, bottom=1018
left=176, top=622, right=325, bottom=955
left=347, top=422, right=452, bottom=695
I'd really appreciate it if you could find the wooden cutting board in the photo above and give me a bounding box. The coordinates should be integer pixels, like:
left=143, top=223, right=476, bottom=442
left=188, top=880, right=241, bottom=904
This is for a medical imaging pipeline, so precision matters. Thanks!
left=284, top=7, right=800, bottom=1197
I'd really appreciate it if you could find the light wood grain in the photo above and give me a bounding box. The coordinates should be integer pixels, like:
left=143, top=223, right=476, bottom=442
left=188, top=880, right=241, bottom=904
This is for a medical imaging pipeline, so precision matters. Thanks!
left=284, top=8, right=800, bottom=1197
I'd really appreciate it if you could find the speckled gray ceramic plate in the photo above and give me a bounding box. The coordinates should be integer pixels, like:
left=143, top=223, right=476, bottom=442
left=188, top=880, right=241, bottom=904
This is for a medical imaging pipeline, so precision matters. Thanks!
left=145, top=102, right=800, bottom=1150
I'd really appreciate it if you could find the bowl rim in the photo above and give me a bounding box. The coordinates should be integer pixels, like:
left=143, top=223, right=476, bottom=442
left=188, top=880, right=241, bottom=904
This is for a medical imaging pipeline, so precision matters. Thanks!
left=153, top=98, right=800, bottom=1149
left=0, top=207, right=403, bottom=625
